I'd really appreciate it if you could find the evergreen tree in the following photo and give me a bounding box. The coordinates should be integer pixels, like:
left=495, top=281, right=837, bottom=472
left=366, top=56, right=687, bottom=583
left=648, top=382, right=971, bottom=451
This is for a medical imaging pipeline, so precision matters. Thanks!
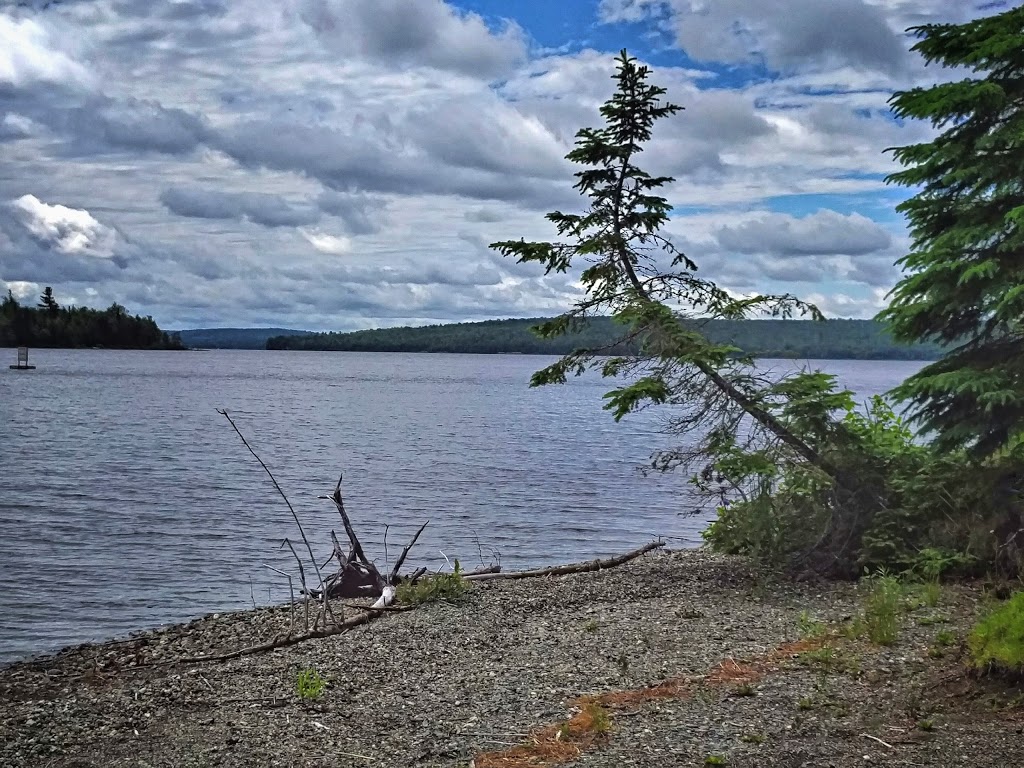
left=38, top=286, right=59, bottom=314
left=881, top=6, right=1024, bottom=456
left=490, top=51, right=829, bottom=471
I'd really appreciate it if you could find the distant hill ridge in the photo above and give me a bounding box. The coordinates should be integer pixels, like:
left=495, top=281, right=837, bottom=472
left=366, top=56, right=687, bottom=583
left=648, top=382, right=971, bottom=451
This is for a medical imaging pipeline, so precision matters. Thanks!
left=264, top=317, right=943, bottom=360
left=173, top=327, right=315, bottom=349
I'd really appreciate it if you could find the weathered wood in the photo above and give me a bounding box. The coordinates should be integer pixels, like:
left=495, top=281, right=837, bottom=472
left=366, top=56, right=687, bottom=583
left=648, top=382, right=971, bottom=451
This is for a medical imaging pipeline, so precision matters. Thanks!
left=388, top=520, right=429, bottom=584
left=157, top=606, right=414, bottom=665
left=463, top=541, right=665, bottom=581
left=462, top=564, right=501, bottom=577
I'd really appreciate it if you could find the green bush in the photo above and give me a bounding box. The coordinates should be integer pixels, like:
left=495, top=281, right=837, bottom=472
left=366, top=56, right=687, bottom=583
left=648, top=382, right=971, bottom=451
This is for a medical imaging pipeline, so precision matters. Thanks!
left=702, top=387, right=927, bottom=576
left=396, top=563, right=467, bottom=605
left=701, top=374, right=1023, bottom=579
left=969, top=591, right=1024, bottom=674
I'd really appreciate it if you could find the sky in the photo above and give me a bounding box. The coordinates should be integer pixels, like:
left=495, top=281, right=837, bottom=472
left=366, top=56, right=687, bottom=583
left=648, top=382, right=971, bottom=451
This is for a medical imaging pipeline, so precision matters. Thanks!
left=0, top=0, right=1015, bottom=330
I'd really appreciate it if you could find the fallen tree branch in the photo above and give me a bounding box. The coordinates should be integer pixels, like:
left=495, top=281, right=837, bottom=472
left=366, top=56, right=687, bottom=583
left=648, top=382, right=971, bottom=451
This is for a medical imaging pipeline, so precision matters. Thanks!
left=464, top=541, right=665, bottom=581
left=462, top=564, right=501, bottom=577
left=155, top=606, right=414, bottom=665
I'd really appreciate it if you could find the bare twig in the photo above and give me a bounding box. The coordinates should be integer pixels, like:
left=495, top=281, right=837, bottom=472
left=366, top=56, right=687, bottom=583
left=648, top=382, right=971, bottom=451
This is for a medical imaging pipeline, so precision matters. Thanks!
left=263, top=564, right=295, bottom=635
left=281, top=539, right=310, bottom=632
left=218, top=409, right=329, bottom=602
left=389, top=520, right=429, bottom=583
left=861, top=734, right=895, bottom=750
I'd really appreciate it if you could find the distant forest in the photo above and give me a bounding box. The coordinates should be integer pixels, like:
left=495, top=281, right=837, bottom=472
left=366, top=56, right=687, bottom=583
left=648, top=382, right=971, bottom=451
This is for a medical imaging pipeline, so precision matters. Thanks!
left=267, top=317, right=944, bottom=360
left=0, top=288, right=185, bottom=350
left=173, top=327, right=315, bottom=349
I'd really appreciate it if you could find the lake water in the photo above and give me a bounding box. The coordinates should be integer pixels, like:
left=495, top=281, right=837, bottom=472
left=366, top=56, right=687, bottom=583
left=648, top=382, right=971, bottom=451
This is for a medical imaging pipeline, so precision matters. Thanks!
left=0, top=350, right=925, bottom=663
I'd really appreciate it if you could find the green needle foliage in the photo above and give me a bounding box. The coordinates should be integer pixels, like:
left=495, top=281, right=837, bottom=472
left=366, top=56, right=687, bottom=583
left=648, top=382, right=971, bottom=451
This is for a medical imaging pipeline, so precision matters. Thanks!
left=490, top=50, right=826, bottom=473
left=881, top=6, right=1024, bottom=458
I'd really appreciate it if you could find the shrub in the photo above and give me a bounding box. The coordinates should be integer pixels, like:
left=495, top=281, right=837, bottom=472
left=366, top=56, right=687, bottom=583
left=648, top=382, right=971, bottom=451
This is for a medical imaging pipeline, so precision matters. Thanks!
left=703, top=391, right=927, bottom=577
left=396, top=563, right=467, bottom=605
left=969, top=591, right=1024, bottom=674
left=702, top=382, right=1023, bottom=579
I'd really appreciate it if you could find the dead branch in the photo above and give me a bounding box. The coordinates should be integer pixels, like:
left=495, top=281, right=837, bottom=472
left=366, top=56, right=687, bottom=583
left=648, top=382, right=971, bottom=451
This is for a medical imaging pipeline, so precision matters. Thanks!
left=464, top=541, right=665, bottom=581
left=281, top=538, right=311, bottom=631
left=326, top=474, right=371, bottom=566
left=262, top=564, right=296, bottom=635
left=156, top=606, right=414, bottom=665
left=462, top=564, right=501, bottom=577
left=219, top=409, right=334, bottom=618
left=388, top=520, right=429, bottom=583
left=219, top=409, right=325, bottom=584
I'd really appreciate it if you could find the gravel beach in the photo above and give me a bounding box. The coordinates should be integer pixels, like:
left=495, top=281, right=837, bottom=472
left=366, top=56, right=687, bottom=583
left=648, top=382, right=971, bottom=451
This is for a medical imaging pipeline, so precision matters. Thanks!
left=2, top=548, right=1021, bottom=767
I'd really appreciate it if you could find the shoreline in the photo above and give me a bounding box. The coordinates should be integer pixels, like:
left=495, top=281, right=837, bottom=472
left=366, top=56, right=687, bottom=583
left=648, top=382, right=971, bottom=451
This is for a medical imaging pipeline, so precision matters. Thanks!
left=2, top=548, right=1021, bottom=767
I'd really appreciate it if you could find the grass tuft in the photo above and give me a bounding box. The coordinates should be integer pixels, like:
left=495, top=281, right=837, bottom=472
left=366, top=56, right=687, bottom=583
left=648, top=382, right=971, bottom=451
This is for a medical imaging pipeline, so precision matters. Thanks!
left=862, top=572, right=904, bottom=646
left=968, top=590, right=1024, bottom=673
left=296, top=667, right=325, bottom=700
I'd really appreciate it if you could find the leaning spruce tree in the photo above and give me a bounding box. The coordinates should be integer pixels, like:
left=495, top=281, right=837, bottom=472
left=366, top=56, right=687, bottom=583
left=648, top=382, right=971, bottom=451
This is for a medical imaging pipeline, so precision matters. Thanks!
left=881, top=5, right=1024, bottom=457
left=491, top=51, right=939, bottom=577
left=491, top=51, right=843, bottom=478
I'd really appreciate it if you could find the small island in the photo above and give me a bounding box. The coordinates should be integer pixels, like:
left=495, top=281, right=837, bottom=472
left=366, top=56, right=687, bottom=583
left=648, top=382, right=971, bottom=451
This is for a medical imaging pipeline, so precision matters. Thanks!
left=0, top=287, right=185, bottom=350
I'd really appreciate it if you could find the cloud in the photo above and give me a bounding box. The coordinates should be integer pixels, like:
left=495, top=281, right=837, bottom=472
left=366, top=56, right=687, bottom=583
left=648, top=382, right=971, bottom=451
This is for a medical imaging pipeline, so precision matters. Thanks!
left=0, top=0, right=986, bottom=329
left=160, top=185, right=321, bottom=228
left=299, top=0, right=527, bottom=79
left=316, top=190, right=386, bottom=234
left=716, top=210, right=892, bottom=256
left=0, top=113, right=34, bottom=141
left=9, top=195, right=120, bottom=258
left=67, top=98, right=210, bottom=156
left=0, top=195, right=130, bottom=283
left=0, top=14, right=92, bottom=88
left=301, top=230, right=352, bottom=254
left=0, top=279, right=40, bottom=302
left=601, top=0, right=907, bottom=75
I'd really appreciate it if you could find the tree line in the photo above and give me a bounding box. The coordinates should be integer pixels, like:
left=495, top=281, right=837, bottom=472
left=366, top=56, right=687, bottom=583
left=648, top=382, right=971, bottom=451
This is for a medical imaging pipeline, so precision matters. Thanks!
left=0, top=287, right=185, bottom=350
left=266, top=317, right=943, bottom=359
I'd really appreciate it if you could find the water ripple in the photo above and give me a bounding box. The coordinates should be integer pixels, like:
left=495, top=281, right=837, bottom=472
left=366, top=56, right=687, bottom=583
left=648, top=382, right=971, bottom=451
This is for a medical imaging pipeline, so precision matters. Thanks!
left=0, top=350, right=923, bottom=663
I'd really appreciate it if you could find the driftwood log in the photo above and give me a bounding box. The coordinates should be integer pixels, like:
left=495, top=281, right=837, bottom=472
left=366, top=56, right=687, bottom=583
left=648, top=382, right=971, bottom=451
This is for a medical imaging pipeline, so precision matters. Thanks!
left=463, top=540, right=665, bottom=581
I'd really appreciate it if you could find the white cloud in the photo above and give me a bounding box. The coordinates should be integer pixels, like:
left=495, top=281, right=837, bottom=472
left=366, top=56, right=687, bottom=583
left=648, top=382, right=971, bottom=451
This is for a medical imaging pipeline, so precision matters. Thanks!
left=0, top=279, right=40, bottom=302
left=9, top=195, right=119, bottom=259
left=301, top=230, right=353, bottom=255
left=0, top=15, right=92, bottom=88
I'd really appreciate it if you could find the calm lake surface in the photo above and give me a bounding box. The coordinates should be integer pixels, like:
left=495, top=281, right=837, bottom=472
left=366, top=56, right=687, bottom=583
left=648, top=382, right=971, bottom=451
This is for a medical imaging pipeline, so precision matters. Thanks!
left=0, top=350, right=925, bottom=663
